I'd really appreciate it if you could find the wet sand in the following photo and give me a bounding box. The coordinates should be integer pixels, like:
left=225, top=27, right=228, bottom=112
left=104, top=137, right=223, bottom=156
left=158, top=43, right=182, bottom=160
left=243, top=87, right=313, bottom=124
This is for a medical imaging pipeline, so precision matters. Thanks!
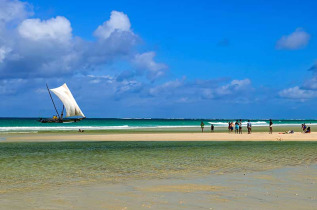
left=1, top=165, right=316, bottom=209
left=2, top=132, right=317, bottom=142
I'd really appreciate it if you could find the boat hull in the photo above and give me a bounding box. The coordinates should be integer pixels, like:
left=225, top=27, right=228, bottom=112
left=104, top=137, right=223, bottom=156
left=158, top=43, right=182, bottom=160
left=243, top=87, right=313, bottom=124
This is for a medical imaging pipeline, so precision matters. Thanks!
left=38, top=118, right=84, bottom=123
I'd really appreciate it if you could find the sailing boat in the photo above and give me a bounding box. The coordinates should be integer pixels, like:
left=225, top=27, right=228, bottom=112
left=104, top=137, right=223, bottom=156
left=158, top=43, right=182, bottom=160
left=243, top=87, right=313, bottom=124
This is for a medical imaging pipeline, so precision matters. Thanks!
left=39, top=83, right=85, bottom=123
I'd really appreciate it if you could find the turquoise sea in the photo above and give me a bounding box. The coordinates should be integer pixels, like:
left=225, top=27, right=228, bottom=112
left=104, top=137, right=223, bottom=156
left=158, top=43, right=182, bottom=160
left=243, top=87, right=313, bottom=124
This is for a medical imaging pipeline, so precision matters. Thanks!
left=0, top=118, right=317, bottom=132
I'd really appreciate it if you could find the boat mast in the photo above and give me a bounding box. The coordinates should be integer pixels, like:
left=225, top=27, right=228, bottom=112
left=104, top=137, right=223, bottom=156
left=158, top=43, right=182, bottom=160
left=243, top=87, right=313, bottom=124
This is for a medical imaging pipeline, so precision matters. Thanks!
left=46, top=83, right=60, bottom=119
left=61, top=105, right=64, bottom=120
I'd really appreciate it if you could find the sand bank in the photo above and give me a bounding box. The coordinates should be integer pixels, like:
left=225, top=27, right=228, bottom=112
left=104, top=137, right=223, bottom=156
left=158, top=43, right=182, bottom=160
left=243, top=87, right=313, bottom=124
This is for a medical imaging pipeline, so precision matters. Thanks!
left=2, top=132, right=317, bottom=142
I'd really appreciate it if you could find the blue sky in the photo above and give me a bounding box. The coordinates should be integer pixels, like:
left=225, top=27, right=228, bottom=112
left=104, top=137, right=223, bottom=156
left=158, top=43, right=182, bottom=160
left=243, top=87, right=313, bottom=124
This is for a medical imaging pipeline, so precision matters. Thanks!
left=0, top=0, right=317, bottom=118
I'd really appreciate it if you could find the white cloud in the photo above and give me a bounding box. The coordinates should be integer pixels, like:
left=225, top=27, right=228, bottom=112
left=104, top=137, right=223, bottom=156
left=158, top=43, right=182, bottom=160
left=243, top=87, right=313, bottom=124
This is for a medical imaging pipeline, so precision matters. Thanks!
left=0, top=9, right=140, bottom=78
left=149, top=78, right=184, bottom=95
left=18, top=16, right=72, bottom=43
left=303, top=77, right=317, bottom=90
left=146, top=78, right=253, bottom=103
left=87, top=74, right=114, bottom=84
left=94, top=11, right=131, bottom=39
left=0, top=78, right=26, bottom=95
left=134, top=52, right=167, bottom=80
left=280, top=63, right=317, bottom=100
left=276, top=28, right=310, bottom=50
left=0, top=0, right=32, bottom=24
left=0, top=46, right=11, bottom=63
left=116, top=80, right=142, bottom=94
left=278, top=86, right=317, bottom=99
left=0, top=2, right=166, bottom=106
left=216, top=79, right=251, bottom=96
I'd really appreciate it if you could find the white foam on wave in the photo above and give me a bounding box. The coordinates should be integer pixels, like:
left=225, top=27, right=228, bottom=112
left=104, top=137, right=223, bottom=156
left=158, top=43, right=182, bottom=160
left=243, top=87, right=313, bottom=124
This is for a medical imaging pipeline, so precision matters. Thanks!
left=0, top=125, right=130, bottom=132
left=0, top=125, right=203, bottom=132
left=155, top=125, right=198, bottom=128
left=273, top=123, right=317, bottom=127
left=208, top=121, right=317, bottom=127
left=208, top=121, right=269, bottom=127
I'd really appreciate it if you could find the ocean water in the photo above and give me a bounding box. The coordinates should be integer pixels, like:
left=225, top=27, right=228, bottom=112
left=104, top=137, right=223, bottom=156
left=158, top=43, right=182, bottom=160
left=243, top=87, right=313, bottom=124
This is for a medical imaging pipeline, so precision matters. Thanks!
left=0, top=118, right=316, bottom=132
left=1, top=141, right=316, bottom=194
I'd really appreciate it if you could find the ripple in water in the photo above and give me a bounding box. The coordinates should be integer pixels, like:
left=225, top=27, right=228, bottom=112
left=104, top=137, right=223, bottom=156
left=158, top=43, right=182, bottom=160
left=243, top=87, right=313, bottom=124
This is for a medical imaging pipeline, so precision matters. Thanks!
left=0, top=141, right=316, bottom=192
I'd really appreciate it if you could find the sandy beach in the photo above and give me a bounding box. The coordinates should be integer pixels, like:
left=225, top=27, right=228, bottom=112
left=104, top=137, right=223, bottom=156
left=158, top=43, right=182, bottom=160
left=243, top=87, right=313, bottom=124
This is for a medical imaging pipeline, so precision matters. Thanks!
left=2, top=131, right=317, bottom=142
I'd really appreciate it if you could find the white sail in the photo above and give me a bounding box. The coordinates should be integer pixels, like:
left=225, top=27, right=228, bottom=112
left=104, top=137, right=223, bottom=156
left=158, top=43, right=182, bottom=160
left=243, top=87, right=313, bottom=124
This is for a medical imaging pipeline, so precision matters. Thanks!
left=50, top=83, right=85, bottom=118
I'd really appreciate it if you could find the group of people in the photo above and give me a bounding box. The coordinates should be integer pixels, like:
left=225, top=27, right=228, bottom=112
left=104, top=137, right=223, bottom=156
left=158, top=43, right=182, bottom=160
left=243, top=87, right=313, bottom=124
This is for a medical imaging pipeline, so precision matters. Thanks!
left=200, top=119, right=275, bottom=134
left=227, top=120, right=254, bottom=134
left=201, top=120, right=312, bottom=134
left=301, top=123, right=311, bottom=133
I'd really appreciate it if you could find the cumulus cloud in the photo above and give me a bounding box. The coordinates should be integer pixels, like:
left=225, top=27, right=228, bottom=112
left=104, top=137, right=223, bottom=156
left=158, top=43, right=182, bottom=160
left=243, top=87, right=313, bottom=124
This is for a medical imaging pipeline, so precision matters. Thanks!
left=0, top=78, right=27, bottom=95
left=278, top=86, right=317, bottom=99
left=279, top=62, right=317, bottom=100
left=133, top=52, right=168, bottom=80
left=87, top=74, right=114, bottom=84
left=149, top=78, right=184, bottom=96
left=116, top=70, right=137, bottom=82
left=303, top=77, right=317, bottom=90
left=0, top=13, right=78, bottom=78
left=83, top=74, right=144, bottom=99
left=77, top=74, right=254, bottom=107
left=0, top=46, right=11, bottom=63
left=200, top=79, right=252, bottom=100
left=0, top=0, right=32, bottom=24
left=116, top=80, right=142, bottom=95
left=146, top=77, right=252, bottom=103
left=18, top=16, right=72, bottom=43
left=301, top=63, right=317, bottom=90
left=276, top=28, right=310, bottom=50
left=0, top=3, right=160, bottom=80
left=94, top=11, right=131, bottom=39
left=215, top=79, right=251, bottom=96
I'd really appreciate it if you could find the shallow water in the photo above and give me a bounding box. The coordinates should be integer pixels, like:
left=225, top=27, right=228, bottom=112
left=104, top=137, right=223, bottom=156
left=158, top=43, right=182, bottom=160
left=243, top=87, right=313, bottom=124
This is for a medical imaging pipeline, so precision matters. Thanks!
left=1, top=141, right=316, bottom=194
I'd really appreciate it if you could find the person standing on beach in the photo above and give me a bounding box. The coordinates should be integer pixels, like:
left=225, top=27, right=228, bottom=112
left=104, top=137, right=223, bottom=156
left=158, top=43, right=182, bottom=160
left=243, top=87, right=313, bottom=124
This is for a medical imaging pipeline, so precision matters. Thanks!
left=247, top=120, right=252, bottom=134
left=239, top=120, right=242, bottom=134
left=211, top=124, right=214, bottom=132
left=269, top=119, right=273, bottom=134
left=201, top=121, right=205, bottom=132
left=235, top=121, right=239, bottom=134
